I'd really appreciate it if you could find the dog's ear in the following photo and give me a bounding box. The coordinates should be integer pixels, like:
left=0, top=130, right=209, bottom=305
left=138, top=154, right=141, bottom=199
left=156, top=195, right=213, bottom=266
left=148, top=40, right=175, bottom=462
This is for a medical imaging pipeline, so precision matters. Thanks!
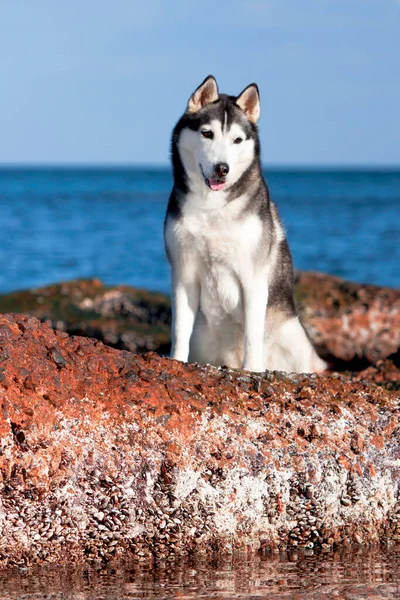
left=187, top=75, right=219, bottom=113
left=236, top=84, right=260, bottom=123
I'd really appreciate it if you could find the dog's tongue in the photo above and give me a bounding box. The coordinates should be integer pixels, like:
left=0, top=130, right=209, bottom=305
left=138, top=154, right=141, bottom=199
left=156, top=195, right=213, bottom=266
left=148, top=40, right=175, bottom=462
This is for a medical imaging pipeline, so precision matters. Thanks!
left=208, top=178, right=226, bottom=191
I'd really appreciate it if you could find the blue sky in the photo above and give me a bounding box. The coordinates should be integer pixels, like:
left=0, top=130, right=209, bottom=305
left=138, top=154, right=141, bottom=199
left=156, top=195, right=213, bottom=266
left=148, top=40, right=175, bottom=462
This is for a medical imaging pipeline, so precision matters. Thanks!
left=0, top=0, right=399, bottom=165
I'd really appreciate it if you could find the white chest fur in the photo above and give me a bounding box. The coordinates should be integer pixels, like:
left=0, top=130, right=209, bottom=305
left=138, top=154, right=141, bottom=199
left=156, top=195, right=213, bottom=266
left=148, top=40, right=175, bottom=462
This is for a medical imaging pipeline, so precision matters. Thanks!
left=167, top=193, right=264, bottom=320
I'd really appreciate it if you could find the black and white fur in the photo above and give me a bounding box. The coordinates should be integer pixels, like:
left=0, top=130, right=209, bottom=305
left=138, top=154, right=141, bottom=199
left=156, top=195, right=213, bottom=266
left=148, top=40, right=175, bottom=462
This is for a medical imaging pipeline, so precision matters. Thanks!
left=164, top=75, right=326, bottom=373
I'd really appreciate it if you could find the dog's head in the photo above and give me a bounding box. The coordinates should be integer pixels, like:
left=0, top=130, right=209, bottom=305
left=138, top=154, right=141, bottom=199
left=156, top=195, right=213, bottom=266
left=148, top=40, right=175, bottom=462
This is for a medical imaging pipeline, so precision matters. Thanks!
left=173, top=76, right=260, bottom=194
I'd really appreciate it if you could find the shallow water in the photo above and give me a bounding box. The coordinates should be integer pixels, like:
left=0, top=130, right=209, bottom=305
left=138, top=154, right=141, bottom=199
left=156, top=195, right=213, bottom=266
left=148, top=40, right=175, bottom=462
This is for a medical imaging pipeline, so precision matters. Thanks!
left=1, top=546, right=400, bottom=599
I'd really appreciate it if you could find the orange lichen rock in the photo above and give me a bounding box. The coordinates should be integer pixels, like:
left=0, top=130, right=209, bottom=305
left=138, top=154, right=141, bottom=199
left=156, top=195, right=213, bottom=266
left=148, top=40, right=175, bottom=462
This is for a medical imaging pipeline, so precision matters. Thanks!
left=0, top=314, right=399, bottom=567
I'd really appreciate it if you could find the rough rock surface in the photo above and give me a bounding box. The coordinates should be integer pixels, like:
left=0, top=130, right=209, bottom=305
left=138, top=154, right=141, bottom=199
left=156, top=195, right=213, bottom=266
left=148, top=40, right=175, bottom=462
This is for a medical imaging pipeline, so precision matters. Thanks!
left=0, top=313, right=399, bottom=567
left=1, top=272, right=398, bottom=371
left=295, top=271, right=400, bottom=369
left=0, top=279, right=171, bottom=355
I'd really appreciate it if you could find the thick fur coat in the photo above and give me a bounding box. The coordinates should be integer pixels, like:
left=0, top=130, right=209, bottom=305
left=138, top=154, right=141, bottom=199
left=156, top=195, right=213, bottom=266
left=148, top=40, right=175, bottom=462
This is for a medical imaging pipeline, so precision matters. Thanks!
left=164, top=76, right=326, bottom=373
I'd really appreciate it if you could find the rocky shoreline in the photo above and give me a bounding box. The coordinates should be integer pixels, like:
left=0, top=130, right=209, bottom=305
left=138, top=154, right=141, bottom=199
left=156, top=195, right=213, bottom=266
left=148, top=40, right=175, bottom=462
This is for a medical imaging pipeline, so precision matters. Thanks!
left=0, top=302, right=399, bottom=567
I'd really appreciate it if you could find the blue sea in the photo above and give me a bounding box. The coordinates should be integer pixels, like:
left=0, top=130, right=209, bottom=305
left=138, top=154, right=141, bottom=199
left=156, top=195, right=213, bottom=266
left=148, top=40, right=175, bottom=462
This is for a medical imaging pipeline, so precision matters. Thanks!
left=0, top=167, right=399, bottom=294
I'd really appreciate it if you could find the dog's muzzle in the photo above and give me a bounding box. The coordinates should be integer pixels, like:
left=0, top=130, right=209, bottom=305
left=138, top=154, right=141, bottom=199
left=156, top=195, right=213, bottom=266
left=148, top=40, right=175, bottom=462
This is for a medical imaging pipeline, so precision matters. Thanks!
left=200, top=164, right=227, bottom=192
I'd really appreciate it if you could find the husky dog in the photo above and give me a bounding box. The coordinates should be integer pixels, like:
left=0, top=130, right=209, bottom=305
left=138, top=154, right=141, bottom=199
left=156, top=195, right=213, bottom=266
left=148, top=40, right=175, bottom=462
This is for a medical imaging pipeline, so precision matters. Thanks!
left=164, top=75, right=326, bottom=373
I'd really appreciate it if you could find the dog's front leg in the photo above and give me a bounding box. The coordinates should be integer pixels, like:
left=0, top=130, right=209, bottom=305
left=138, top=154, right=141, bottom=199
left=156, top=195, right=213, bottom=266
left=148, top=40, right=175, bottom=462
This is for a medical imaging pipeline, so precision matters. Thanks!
left=170, top=271, right=200, bottom=363
left=242, top=278, right=268, bottom=372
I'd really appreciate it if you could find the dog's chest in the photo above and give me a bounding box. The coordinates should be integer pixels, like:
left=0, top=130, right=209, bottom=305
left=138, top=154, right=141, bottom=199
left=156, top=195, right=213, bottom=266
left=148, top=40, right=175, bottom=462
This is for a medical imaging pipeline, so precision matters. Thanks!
left=175, top=205, right=263, bottom=318
left=179, top=207, right=261, bottom=268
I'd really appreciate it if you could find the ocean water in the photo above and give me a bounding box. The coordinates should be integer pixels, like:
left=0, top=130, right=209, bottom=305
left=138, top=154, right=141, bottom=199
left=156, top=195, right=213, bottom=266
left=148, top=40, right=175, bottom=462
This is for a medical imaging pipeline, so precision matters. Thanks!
left=0, top=167, right=399, bottom=295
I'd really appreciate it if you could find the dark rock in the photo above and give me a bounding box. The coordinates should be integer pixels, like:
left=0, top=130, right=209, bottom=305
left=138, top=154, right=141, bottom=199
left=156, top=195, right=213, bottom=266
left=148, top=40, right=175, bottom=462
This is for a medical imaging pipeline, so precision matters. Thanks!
left=0, top=279, right=171, bottom=355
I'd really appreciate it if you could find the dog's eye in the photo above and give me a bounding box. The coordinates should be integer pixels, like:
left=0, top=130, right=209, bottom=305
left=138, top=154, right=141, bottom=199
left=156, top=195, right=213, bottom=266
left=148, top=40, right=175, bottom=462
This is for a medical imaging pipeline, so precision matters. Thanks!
left=233, top=137, right=243, bottom=144
left=201, top=130, right=213, bottom=139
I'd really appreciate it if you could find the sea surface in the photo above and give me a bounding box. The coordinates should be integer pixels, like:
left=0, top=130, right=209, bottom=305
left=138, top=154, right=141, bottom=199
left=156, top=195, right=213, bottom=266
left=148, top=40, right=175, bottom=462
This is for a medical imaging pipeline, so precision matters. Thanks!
left=0, top=167, right=399, bottom=295
left=1, top=546, right=400, bottom=599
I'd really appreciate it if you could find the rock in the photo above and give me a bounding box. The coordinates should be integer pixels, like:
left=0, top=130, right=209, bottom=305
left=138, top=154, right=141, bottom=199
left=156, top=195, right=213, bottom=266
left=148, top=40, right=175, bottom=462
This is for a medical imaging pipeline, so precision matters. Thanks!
left=0, top=279, right=171, bottom=355
left=0, top=313, right=399, bottom=567
left=295, top=271, right=400, bottom=369
left=355, top=355, right=400, bottom=391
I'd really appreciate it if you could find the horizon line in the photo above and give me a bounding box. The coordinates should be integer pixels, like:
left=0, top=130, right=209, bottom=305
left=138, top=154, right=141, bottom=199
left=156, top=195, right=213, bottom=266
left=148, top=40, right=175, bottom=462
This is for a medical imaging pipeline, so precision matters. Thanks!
left=1, top=163, right=400, bottom=171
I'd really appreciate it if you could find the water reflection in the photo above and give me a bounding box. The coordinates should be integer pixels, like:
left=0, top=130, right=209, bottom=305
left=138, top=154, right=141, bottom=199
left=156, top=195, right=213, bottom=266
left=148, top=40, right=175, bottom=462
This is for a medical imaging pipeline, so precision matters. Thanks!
left=1, top=545, right=399, bottom=599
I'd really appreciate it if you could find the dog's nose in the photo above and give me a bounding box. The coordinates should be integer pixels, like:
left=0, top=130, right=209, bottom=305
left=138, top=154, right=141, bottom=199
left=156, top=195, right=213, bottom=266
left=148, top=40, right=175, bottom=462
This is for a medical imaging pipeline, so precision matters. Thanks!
left=214, top=162, right=229, bottom=178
